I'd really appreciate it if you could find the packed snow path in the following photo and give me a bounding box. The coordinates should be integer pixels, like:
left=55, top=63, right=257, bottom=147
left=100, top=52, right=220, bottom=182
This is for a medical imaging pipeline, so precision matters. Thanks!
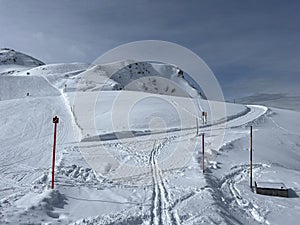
left=149, top=139, right=180, bottom=225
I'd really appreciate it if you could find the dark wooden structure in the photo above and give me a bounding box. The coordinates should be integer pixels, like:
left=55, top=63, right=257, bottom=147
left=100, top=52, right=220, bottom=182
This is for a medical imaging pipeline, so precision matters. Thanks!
left=254, top=182, right=288, bottom=198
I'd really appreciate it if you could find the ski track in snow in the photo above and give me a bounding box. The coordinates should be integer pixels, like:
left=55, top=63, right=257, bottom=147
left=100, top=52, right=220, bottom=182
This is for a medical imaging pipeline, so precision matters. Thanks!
left=149, top=139, right=180, bottom=225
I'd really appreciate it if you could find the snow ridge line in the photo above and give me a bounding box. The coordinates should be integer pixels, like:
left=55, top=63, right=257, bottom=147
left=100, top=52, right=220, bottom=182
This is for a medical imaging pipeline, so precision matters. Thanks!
left=149, top=139, right=180, bottom=225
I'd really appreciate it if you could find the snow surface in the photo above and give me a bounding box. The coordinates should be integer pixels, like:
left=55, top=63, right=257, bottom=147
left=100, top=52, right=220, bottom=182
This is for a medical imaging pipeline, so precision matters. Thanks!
left=0, top=50, right=300, bottom=225
left=255, top=182, right=286, bottom=189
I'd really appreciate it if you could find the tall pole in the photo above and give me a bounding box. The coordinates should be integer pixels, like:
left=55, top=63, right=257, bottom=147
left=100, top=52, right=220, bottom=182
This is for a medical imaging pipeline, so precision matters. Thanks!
left=250, top=126, right=253, bottom=190
left=52, top=116, right=59, bottom=189
left=202, top=133, right=205, bottom=174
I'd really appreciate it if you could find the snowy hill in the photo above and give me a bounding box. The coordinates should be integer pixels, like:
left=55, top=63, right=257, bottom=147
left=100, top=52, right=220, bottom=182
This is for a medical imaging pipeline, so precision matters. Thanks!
left=112, top=61, right=204, bottom=98
left=74, top=60, right=204, bottom=98
left=0, top=48, right=44, bottom=67
left=0, top=48, right=44, bottom=75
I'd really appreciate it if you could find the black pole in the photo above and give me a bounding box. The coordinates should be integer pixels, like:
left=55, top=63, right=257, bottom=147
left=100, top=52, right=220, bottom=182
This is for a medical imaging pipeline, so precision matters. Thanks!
left=250, top=126, right=253, bottom=190
left=202, top=133, right=204, bottom=174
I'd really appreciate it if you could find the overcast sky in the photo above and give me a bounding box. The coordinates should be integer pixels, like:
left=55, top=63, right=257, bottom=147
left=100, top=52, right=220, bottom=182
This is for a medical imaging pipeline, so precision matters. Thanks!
left=0, top=0, right=299, bottom=99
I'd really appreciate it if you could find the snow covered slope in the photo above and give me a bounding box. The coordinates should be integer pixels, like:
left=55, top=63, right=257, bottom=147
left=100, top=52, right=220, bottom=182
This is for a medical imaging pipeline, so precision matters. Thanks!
left=0, top=76, right=60, bottom=101
left=73, top=61, right=204, bottom=98
left=17, top=63, right=90, bottom=89
left=0, top=48, right=89, bottom=101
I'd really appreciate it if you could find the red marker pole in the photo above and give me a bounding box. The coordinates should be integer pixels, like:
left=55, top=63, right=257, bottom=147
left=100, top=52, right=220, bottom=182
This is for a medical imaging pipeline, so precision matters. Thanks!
left=202, top=133, right=205, bottom=174
left=52, top=116, right=59, bottom=189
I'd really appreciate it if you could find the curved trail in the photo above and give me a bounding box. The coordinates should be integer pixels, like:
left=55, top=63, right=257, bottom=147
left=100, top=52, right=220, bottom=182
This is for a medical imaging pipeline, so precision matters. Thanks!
left=225, top=105, right=268, bottom=128
left=82, top=104, right=268, bottom=143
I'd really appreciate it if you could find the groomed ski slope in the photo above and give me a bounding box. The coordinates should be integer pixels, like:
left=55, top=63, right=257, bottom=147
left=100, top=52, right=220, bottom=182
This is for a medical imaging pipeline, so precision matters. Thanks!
left=0, top=66, right=300, bottom=224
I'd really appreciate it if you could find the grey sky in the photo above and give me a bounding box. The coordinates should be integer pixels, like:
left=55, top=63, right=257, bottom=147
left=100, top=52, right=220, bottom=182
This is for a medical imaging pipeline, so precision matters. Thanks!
left=1, top=0, right=299, bottom=99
